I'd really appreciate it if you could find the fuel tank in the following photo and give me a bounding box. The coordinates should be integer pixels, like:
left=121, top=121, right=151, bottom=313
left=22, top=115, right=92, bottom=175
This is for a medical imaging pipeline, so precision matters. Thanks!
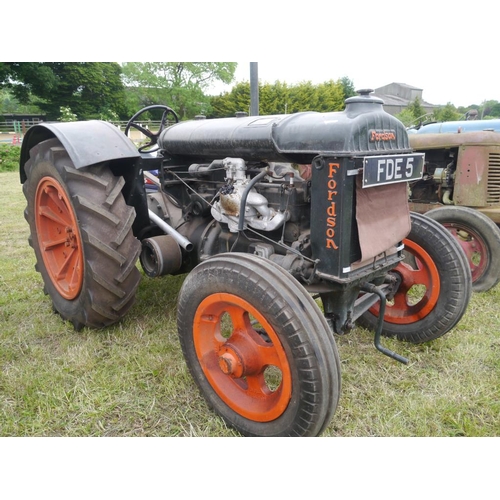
left=158, top=91, right=412, bottom=165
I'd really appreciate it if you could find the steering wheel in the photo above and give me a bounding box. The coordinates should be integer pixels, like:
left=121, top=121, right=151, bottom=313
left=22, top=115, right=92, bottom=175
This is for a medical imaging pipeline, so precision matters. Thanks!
left=125, top=105, right=179, bottom=153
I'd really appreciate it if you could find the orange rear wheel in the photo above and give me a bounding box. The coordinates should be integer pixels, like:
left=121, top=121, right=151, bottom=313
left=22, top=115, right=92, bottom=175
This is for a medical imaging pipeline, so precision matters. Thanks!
left=23, top=138, right=141, bottom=329
left=35, top=176, right=83, bottom=300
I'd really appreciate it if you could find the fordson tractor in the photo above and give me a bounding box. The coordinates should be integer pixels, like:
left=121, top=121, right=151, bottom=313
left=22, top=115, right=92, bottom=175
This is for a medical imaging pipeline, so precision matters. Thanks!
left=408, top=118, right=500, bottom=292
left=19, top=90, right=471, bottom=436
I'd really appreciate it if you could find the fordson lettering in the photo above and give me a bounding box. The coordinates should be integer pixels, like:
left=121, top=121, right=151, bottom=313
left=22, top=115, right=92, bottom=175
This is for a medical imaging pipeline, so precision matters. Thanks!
left=326, top=163, right=339, bottom=250
left=369, top=129, right=396, bottom=142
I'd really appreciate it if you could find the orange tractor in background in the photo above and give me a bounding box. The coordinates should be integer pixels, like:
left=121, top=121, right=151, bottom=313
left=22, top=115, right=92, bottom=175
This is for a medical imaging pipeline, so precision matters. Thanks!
left=408, top=118, right=500, bottom=292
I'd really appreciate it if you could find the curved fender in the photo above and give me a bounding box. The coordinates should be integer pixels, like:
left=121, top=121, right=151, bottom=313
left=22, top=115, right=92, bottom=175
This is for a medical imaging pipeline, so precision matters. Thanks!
left=19, top=120, right=140, bottom=182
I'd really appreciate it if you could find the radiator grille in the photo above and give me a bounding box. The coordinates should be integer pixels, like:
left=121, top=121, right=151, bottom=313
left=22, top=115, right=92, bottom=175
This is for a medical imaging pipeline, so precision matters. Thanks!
left=487, top=153, right=500, bottom=204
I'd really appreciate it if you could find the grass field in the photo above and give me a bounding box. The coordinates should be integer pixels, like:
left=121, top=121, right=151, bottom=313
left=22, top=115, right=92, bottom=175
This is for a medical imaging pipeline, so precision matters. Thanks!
left=1, top=170, right=499, bottom=437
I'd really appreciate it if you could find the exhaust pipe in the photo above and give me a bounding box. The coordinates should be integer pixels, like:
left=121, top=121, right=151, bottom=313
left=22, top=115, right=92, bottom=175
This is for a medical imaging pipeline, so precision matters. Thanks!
left=148, top=209, right=193, bottom=252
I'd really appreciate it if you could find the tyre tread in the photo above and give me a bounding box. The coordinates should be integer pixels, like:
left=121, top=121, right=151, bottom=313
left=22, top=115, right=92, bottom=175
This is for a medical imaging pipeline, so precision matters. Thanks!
left=23, top=137, right=141, bottom=329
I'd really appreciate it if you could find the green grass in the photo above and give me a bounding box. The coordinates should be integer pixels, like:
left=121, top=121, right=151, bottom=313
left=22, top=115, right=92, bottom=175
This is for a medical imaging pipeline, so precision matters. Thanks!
left=1, top=170, right=499, bottom=437
left=0, top=144, right=20, bottom=173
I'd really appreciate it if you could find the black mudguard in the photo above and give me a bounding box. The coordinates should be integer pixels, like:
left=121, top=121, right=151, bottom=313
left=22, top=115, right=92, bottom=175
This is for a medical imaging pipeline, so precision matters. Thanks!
left=19, top=120, right=140, bottom=183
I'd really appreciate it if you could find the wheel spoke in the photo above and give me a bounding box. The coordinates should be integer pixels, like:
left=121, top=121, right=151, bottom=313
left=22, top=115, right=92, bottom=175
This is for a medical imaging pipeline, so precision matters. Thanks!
left=246, top=372, right=275, bottom=397
left=44, top=185, right=74, bottom=220
left=41, top=235, right=69, bottom=251
left=392, top=290, right=410, bottom=310
left=130, top=123, right=154, bottom=138
left=67, top=250, right=82, bottom=293
left=54, top=245, right=78, bottom=280
left=410, top=258, right=433, bottom=288
left=38, top=201, right=70, bottom=227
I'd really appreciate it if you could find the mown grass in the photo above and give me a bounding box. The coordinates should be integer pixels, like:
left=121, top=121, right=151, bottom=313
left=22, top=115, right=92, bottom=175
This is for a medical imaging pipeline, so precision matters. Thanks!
left=1, top=170, right=499, bottom=437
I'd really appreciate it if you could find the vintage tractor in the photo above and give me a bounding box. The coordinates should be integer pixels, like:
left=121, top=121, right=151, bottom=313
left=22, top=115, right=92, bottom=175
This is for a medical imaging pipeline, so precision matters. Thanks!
left=408, top=119, right=500, bottom=292
left=19, top=90, right=471, bottom=436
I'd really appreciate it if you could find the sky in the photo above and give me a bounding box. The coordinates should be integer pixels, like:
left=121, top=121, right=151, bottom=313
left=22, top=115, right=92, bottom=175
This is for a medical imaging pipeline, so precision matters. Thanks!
left=209, top=58, right=497, bottom=108
left=190, top=1, right=499, bottom=108
left=11, top=1, right=497, bottom=110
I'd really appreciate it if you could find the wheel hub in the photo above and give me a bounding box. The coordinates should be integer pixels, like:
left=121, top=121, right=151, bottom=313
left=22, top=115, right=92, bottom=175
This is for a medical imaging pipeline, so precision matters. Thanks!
left=218, top=339, right=262, bottom=378
left=218, top=349, right=244, bottom=377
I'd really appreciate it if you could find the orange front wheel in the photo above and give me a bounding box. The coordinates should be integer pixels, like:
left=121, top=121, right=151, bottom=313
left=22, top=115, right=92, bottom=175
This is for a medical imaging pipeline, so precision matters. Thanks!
left=177, top=253, right=341, bottom=437
left=193, top=292, right=292, bottom=422
left=369, top=237, right=441, bottom=326
left=357, top=212, right=472, bottom=343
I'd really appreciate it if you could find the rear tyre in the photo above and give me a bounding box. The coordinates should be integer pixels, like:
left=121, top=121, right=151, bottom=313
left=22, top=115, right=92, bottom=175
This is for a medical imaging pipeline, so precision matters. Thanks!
left=23, top=138, right=142, bottom=329
left=357, top=212, right=472, bottom=343
left=177, top=252, right=341, bottom=436
left=426, top=206, right=500, bottom=292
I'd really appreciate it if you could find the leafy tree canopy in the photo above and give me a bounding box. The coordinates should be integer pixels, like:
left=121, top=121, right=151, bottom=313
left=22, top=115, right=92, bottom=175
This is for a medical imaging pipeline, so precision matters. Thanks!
left=407, top=96, right=426, bottom=122
left=397, top=99, right=462, bottom=127
left=0, top=88, right=42, bottom=115
left=0, top=62, right=127, bottom=120
left=121, top=62, right=237, bottom=119
left=394, top=108, right=419, bottom=128
left=209, top=78, right=349, bottom=118
left=479, top=100, right=500, bottom=119
left=433, top=102, right=461, bottom=122
left=339, top=76, right=357, bottom=99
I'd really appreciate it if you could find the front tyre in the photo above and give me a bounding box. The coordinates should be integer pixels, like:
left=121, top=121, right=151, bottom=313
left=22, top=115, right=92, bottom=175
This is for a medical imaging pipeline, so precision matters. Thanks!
left=357, top=212, right=472, bottom=343
left=23, top=138, right=142, bottom=329
left=177, top=253, right=341, bottom=437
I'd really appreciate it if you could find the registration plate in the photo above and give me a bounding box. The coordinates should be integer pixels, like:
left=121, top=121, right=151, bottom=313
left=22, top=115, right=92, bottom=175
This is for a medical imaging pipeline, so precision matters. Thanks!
left=362, top=153, right=424, bottom=188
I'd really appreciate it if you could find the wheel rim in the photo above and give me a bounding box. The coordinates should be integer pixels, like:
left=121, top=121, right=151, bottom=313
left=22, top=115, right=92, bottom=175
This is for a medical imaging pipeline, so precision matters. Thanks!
left=441, top=223, right=488, bottom=283
left=369, top=238, right=441, bottom=324
left=193, top=292, right=292, bottom=422
left=35, top=176, right=84, bottom=300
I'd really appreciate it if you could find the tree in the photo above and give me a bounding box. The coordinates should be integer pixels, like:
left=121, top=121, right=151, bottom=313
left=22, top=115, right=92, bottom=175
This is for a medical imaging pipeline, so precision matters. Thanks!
left=259, top=81, right=292, bottom=115
left=339, top=76, right=356, bottom=100
left=395, top=108, right=418, bottom=128
left=0, top=88, right=42, bottom=115
left=209, top=81, right=251, bottom=117
left=480, top=100, right=500, bottom=119
left=121, top=62, right=237, bottom=119
left=0, top=63, right=127, bottom=120
left=314, top=80, right=346, bottom=112
left=433, top=102, right=461, bottom=122
left=208, top=79, right=347, bottom=118
left=407, top=96, right=426, bottom=122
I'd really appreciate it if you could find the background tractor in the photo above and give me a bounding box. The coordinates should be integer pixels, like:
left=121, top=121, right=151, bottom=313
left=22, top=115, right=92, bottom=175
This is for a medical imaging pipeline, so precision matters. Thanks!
left=408, top=119, right=500, bottom=292
left=19, top=90, right=471, bottom=436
